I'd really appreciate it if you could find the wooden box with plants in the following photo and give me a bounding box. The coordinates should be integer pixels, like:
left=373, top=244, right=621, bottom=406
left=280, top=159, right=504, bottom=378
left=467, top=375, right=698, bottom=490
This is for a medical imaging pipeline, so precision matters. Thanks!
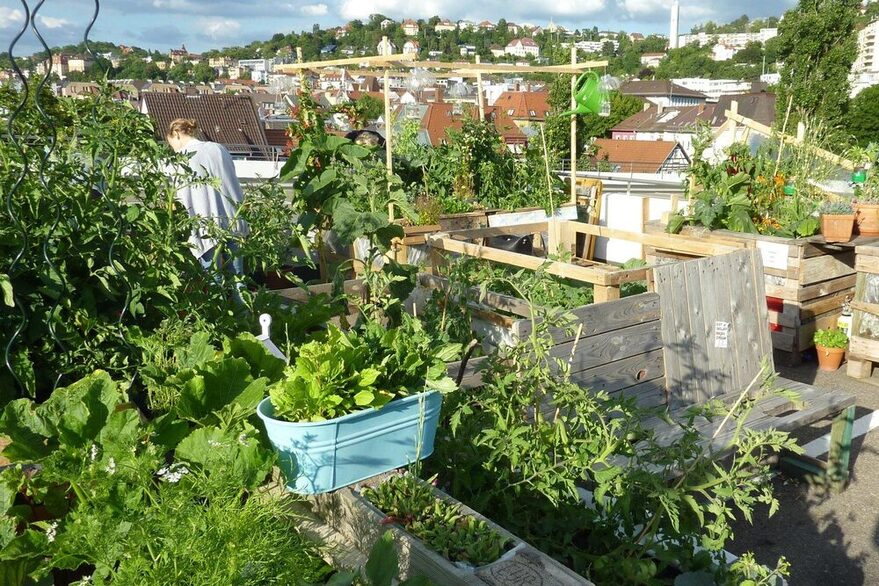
left=819, top=201, right=856, bottom=243
left=311, top=471, right=593, bottom=586
left=646, top=127, right=862, bottom=362
left=813, top=328, right=849, bottom=371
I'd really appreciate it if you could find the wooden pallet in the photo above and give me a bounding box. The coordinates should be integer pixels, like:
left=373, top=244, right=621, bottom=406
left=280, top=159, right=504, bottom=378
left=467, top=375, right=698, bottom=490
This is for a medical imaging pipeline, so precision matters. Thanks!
left=847, top=245, right=879, bottom=378
left=645, top=223, right=859, bottom=362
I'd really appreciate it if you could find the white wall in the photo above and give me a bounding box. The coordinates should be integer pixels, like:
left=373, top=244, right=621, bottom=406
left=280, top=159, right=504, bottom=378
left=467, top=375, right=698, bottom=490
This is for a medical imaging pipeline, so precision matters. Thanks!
left=234, top=160, right=282, bottom=180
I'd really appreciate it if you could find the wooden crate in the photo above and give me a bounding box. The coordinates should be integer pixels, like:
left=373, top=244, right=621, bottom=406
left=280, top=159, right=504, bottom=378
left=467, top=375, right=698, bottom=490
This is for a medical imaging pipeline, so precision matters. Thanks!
left=644, top=223, right=857, bottom=361
left=847, top=245, right=879, bottom=378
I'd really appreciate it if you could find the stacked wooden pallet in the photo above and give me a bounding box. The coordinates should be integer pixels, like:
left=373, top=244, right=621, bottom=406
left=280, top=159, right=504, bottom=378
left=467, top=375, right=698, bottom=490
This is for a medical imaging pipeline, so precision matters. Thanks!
left=847, top=245, right=879, bottom=378
left=644, top=223, right=857, bottom=362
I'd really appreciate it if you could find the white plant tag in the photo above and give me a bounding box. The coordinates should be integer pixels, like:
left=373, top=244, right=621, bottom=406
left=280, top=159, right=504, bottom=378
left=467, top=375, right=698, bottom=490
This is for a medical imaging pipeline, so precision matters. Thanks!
left=714, top=321, right=730, bottom=349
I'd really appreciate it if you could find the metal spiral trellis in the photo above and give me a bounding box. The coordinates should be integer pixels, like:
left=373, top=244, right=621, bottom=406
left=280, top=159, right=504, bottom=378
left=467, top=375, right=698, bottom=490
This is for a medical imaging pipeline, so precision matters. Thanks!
left=1, top=0, right=124, bottom=398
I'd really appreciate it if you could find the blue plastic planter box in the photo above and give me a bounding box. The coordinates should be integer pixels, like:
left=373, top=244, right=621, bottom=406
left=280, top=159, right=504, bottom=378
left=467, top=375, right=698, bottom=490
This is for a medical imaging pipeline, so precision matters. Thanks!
left=256, top=391, right=443, bottom=494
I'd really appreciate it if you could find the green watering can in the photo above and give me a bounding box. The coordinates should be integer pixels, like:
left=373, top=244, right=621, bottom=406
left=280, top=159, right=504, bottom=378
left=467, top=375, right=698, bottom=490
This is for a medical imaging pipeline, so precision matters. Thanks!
left=561, top=71, right=607, bottom=117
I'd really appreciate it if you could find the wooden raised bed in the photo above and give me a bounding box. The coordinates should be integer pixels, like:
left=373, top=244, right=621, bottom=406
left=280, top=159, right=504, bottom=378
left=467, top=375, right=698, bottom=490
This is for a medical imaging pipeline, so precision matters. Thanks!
left=644, top=222, right=859, bottom=362
left=847, top=245, right=879, bottom=378
left=310, top=472, right=592, bottom=586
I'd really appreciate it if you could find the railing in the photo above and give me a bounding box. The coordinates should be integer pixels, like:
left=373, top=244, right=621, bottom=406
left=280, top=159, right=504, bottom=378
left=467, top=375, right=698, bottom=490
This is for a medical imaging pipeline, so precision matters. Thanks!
left=226, top=143, right=287, bottom=162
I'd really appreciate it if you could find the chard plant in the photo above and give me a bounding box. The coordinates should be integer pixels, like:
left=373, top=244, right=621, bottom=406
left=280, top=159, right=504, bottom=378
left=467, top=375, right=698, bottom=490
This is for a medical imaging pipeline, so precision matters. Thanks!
left=362, top=474, right=511, bottom=567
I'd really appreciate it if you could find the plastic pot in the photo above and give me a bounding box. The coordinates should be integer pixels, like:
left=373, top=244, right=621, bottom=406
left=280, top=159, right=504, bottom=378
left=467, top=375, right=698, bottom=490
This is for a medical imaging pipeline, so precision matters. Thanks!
left=257, top=391, right=442, bottom=494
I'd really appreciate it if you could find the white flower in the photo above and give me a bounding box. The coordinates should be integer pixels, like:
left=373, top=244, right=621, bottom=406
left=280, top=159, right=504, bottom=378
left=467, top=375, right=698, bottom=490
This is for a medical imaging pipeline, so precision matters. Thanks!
left=89, top=444, right=99, bottom=462
left=105, top=458, right=116, bottom=475
left=237, top=433, right=249, bottom=446
left=157, top=463, right=190, bottom=484
left=46, top=521, right=58, bottom=543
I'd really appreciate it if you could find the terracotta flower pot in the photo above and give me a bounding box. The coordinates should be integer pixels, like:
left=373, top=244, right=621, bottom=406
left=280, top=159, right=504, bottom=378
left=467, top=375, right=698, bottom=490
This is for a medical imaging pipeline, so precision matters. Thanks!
left=821, top=214, right=855, bottom=242
left=815, top=345, right=845, bottom=372
left=855, top=203, right=879, bottom=236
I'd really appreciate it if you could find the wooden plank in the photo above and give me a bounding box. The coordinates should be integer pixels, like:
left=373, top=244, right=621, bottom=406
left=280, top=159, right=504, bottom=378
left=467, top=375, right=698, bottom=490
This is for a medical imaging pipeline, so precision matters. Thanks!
left=796, top=309, right=846, bottom=350
left=855, top=244, right=879, bottom=258
left=275, top=53, right=416, bottom=71
left=563, top=221, right=742, bottom=257
left=847, top=357, right=873, bottom=378
left=550, top=321, right=663, bottom=374
left=418, top=274, right=534, bottom=319
left=851, top=300, right=879, bottom=317
left=764, top=274, right=856, bottom=302
left=512, top=292, right=661, bottom=342
left=444, top=222, right=549, bottom=241
left=799, top=252, right=855, bottom=286
left=273, top=278, right=365, bottom=302
left=446, top=356, right=487, bottom=389
left=569, top=349, right=665, bottom=394
left=653, top=260, right=687, bottom=407
left=428, top=236, right=616, bottom=285
left=682, top=254, right=715, bottom=401
left=856, top=254, right=879, bottom=274
left=849, top=336, right=879, bottom=362
left=615, top=377, right=668, bottom=409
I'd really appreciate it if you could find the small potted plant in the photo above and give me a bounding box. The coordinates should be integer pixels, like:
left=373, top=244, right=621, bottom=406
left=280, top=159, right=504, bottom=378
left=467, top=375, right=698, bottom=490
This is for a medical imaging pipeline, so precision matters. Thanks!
left=256, top=317, right=460, bottom=494
left=855, top=174, right=879, bottom=236
left=813, top=328, right=848, bottom=371
left=819, top=200, right=856, bottom=243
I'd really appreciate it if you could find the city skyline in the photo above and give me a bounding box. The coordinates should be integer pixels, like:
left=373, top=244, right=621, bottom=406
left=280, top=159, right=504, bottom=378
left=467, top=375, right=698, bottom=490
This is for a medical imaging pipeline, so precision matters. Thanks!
left=0, top=0, right=797, bottom=55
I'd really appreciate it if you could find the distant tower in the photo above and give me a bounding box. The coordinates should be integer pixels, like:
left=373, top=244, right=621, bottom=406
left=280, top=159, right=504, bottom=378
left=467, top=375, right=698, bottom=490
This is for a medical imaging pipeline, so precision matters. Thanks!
left=669, top=1, right=680, bottom=49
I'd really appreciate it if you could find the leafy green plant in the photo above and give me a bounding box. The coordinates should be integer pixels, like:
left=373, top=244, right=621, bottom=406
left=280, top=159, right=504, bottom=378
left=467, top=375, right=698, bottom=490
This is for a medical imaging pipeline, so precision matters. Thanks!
left=330, top=530, right=430, bottom=586
left=362, top=474, right=511, bottom=566
left=267, top=315, right=458, bottom=423
left=813, top=328, right=848, bottom=348
left=820, top=200, right=855, bottom=215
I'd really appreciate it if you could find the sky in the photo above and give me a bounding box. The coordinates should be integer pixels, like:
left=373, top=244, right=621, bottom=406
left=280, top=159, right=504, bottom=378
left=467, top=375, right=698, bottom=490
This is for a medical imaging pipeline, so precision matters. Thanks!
left=0, top=0, right=797, bottom=56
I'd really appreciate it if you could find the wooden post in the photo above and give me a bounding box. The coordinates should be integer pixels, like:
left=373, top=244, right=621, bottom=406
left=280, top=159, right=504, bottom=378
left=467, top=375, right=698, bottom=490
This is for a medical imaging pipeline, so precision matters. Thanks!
left=729, top=99, right=738, bottom=141
left=382, top=37, right=395, bottom=222
left=570, top=45, right=577, bottom=205
left=475, top=55, right=485, bottom=121
left=296, top=47, right=304, bottom=87
left=593, top=285, right=620, bottom=303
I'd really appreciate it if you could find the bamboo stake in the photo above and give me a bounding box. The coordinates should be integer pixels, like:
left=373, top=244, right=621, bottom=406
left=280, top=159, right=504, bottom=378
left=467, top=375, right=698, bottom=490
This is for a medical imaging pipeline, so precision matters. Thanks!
left=475, top=54, right=485, bottom=121
left=570, top=45, right=577, bottom=206
left=382, top=37, right=395, bottom=222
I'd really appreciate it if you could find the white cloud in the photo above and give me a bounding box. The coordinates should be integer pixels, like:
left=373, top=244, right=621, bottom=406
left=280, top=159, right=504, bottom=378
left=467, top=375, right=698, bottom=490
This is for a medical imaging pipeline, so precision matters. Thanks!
left=300, top=3, right=329, bottom=16
left=196, top=17, right=242, bottom=40
left=37, top=16, right=71, bottom=29
left=0, top=7, right=25, bottom=30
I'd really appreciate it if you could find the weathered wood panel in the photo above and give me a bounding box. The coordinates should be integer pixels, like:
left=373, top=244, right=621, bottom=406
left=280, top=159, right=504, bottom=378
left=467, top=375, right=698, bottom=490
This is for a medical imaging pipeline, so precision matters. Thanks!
left=550, top=321, right=663, bottom=374
left=569, top=348, right=665, bottom=395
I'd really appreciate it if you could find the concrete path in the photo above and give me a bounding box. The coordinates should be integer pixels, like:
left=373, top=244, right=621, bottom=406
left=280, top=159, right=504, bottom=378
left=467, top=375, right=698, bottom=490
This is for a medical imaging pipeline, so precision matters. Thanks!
left=728, top=351, right=879, bottom=585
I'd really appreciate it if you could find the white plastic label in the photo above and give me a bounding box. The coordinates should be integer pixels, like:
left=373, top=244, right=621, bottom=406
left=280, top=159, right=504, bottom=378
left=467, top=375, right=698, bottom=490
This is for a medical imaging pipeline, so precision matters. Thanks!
left=756, top=241, right=789, bottom=271
left=714, top=321, right=730, bottom=349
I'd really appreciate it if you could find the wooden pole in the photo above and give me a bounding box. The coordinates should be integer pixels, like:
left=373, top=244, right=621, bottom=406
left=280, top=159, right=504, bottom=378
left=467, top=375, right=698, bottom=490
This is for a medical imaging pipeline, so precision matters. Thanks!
left=570, top=45, right=577, bottom=206
left=382, top=37, right=395, bottom=222
left=475, top=54, right=485, bottom=121
left=295, top=47, right=304, bottom=86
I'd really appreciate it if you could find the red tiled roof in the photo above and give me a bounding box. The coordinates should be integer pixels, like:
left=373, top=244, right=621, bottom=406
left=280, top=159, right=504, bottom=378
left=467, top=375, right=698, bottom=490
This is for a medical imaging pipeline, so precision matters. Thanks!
left=591, top=138, right=685, bottom=173
left=421, top=103, right=525, bottom=146
left=619, top=80, right=709, bottom=100
left=492, top=91, right=551, bottom=121
left=612, top=104, right=713, bottom=133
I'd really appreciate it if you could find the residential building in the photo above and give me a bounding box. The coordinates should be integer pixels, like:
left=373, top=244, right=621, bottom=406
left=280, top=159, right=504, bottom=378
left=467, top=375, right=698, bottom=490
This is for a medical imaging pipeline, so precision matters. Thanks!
left=380, top=19, right=394, bottom=30
left=459, top=44, right=477, bottom=57
left=629, top=32, right=645, bottom=42
left=435, top=19, right=457, bottom=33
left=853, top=19, right=879, bottom=74
left=711, top=43, right=739, bottom=61
left=672, top=78, right=758, bottom=100
left=457, top=20, right=475, bottom=31
left=169, top=45, right=190, bottom=64
left=611, top=92, right=775, bottom=154
left=640, top=53, right=666, bottom=68
left=67, top=55, right=93, bottom=74
left=507, top=23, right=521, bottom=35
left=591, top=138, right=690, bottom=173
left=403, top=40, right=420, bottom=55
left=209, top=56, right=234, bottom=68
left=408, top=102, right=526, bottom=151
left=140, top=92, right=269, bottom=156
left=402, top=19, right=420, bottom=36
left=505, top=38, right=540, bottom=58
left=678, top=28, right=778, bottom=49
left=573, top=40, right=619, bottom=53
left=492, top=90, right=551, bottom=129
left=479, top=20, right=496, bottom=31
left=377, top=39, right=397, bottom=56
left=36, top=54, right=68, bottom=78
left=619, top=80, right=708, bottom=107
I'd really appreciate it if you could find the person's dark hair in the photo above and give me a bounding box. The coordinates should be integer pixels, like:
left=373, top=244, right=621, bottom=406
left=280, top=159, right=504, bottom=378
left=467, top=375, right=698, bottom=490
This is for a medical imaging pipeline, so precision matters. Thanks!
left=345, top=129, right=385, bottom=148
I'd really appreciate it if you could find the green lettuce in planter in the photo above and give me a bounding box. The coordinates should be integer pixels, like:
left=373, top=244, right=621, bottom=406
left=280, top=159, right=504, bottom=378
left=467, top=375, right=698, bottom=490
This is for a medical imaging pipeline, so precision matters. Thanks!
left=268, top=316, right=460, bottom=423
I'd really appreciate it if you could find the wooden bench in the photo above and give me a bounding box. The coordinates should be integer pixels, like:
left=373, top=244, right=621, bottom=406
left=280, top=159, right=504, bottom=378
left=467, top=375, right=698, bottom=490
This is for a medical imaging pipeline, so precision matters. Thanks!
left=449, top=249, right=857, bottom=489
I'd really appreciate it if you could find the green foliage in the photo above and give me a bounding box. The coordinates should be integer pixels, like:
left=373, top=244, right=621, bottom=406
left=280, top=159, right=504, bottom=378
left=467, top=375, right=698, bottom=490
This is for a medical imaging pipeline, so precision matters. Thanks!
left=848, top=86, right=879, bottom=147
left=329, top=530, right=430, bottom=586
left=362, top=474, right=510, bottom=566
left=813, top=328, right=848, bottom=348
left=0, top=85, right=299, bottom=402
left=268, top=315, right=458, bottom=423
left=668, top=127, right=831, bottom=237
left=775, top=0, right=860, bottom=133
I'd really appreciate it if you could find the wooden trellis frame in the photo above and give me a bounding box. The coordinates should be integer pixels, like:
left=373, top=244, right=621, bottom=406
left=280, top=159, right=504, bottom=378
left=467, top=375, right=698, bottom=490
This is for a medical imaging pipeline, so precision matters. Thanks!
left=277, top=41, right=608, bottom=220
